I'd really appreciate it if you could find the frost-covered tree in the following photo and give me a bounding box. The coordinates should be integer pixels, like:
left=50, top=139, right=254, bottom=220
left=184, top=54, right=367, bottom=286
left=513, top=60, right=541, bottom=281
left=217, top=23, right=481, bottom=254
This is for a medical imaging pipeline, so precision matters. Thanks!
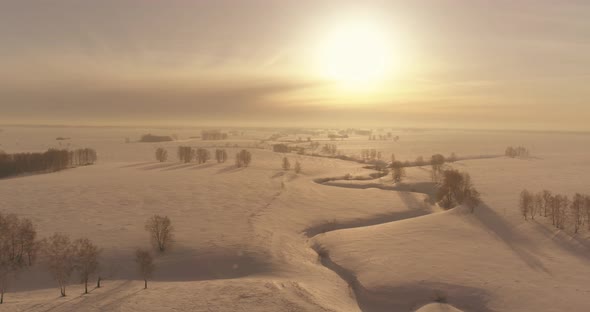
left=437, top=170, right=481, bottom=211
left=215, top=149, right=228, bottom=163
left=0, top=213, right=38, bottom=304
left=135, top=249, right=155, bottom=289
left=43, top=233, right=76, bottom=297
left=177, top=146, right=193, bottom=163
left=195, top=148, right=210, bottom=164
left=73, top=238, right=100, bottom=294
left=541, top=190, right=553, bottom=217
left=155, top=148, right=167, bottom=162
left=570, top=193, right=584, bottom=233
left=145, top=215, right=174, bottom=253
left=235, top=150, right=252, bottom=168
left=519, top=189, right=533, bottom=220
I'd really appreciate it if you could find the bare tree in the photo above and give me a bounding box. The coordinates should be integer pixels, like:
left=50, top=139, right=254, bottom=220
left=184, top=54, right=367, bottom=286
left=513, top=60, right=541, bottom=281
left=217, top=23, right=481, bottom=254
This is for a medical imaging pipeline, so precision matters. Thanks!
left=73, top=238, right=101, bottom=294
left=558, top=195, right=570, bottom=229
left=551, top=194, right=562, bottom=226
left=43, top=233, right=76, bottom=297
left=177, top=146, right=193, bottom=163
left=391, top=161, right=406, bottom=183
left=294, top=160, right=302, bottom=174
left=531, top=192, right=542, bottom=220
left=459, top=172, right=481, bottom=213
left=519, top=190, right=533, bottom=220
left=464, top=187, right=482, bottom=213
left=541, top=190, right=552, bottom=217
left=430, top=154, right=446, bottom=182
left=585, top=195, right=590, bottom=230
left=195, top=148, right=210, bottom=164
left=135, top=249, right=155, bottom=289
left=155, top=148, right=168, bottom=162
left=437, top=169, right=464, bottom=209
left=571, top=193, right=584, bottom=233
left=145, top=215, right=174, bottom=253
left=282, top=157, right=291, bottom=171
left=0, top=213, right=38, bottom=304
left=235, top=150, right=252, bottom=168
left=215, top=149, right=228, bottom=163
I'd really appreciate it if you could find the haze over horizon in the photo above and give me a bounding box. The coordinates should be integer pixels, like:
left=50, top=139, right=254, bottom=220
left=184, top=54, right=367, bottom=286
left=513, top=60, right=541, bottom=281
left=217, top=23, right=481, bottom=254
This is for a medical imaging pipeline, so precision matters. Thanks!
left=1, top=0, right=589, bottom=131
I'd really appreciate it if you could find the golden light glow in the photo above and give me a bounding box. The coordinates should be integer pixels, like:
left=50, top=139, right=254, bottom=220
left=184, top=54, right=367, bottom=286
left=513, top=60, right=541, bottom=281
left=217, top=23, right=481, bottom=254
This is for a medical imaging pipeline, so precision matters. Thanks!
left=315, top=20, right=395, bottom=89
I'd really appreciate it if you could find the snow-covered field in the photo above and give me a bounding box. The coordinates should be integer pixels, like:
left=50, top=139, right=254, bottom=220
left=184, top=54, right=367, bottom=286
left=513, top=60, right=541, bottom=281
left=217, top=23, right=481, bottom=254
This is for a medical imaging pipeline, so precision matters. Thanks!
left=0, top=126, right=589, bottom=312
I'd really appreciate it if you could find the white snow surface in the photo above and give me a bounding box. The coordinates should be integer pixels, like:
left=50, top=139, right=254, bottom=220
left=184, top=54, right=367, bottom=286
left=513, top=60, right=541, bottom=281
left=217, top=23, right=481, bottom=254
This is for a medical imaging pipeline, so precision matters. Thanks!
left=0, top=126, right=589, bottom=311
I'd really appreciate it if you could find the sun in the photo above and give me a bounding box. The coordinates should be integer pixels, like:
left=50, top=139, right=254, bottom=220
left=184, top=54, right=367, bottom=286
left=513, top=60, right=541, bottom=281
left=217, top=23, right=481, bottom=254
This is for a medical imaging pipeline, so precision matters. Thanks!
left=316, top=20, right=394, bottom=88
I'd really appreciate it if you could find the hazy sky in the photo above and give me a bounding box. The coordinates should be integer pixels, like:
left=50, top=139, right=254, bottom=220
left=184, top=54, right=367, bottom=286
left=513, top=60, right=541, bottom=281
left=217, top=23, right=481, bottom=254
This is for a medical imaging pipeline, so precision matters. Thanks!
left=1, top=1, right=589, bottom=130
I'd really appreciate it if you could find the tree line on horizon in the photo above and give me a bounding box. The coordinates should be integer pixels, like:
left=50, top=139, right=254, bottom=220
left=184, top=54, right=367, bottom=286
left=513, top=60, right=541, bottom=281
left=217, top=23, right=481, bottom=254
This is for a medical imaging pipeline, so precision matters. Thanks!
left=0, top=148, right=97, bottom=178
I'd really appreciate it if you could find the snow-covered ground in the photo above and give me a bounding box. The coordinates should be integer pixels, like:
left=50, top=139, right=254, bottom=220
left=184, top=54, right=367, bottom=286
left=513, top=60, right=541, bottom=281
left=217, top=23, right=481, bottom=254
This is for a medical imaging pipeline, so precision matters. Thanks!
left=0, top=126, right=588, bottom=311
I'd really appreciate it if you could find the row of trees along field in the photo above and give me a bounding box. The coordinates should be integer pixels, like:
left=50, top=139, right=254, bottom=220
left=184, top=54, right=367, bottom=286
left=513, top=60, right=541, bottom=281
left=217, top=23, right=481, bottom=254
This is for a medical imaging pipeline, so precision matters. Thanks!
left=520, top=190, right=590, bottom=233
left=0, top=213, right=176, bottom=303
left=506, top=146, right=530, bottom=158
left=201, top=130, right=228, bottom=140
left=0, top=148, right=97, bottom=178
left=157, top=147, right=251, bottom=167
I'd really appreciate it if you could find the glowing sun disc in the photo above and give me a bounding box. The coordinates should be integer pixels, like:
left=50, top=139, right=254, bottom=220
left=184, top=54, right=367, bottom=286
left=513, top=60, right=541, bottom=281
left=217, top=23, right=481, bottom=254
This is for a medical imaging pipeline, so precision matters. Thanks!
left=316, top=20, right=394, bottom=86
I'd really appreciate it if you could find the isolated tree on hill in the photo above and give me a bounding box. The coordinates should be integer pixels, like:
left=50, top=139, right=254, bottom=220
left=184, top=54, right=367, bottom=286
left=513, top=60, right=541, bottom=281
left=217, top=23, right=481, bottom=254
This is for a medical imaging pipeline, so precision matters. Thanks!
left=430, top=154, right=446, bottom=182
left=155, top=148, right=167, bottom=162
left=145, top=215, right=174, bottom=253
left=135, top=249, right=155, bottom=289
left=43, top=233, right=76, bottom=297
left=391, top=161, right=406, bottom=183
left=73, top=238, right=100, bottom=294
left=294, top=160, right=302, bottom=174
left=519, top=189, right=533, bottom=220
left=0, top=213, right=38, bottom=304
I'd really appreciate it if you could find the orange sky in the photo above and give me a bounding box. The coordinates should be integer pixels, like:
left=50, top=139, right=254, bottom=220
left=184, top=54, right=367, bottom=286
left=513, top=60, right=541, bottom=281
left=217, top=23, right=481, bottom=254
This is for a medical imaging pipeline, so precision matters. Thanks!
left=1, top=1, right=589, bottom=131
